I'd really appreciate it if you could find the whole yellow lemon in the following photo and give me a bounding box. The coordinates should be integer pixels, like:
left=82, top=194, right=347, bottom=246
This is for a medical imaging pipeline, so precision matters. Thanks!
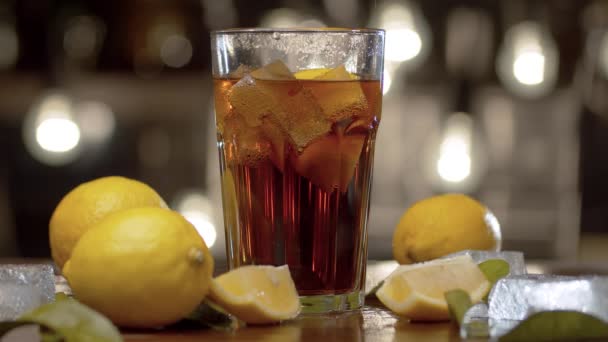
left=392, top=193, right=501, bottom=264
left=49, top=176, right=167, bottom=268
left=63, top=207, right=214, bottom=328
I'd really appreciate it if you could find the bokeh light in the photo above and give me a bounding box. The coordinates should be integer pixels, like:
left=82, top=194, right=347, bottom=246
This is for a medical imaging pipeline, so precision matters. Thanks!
left=173, top=191, right=217, bottom=248
left=201, top=0, right=238, bottom=30
left=75, top=101, right=115, bottom=145
left=371, top=1, right=430, bottom=65
left=133, top=20, right=189, bottom=77
left=382, top=69, right=392, bottom=95
left=63, top=16, right=105, bottom=61
left=437, top=138, right=472, bottom=183
left=36, top=118, right=80, bottom=153
left=497, top=21, right=558, bottom=97
left=160, top=34, right=193, bottom=68
left=386, top=28, right=422, bottom=62
left=436, top=113, right=473, bottom=183
left=23, top=93, right=82, bottom=166
left=513, top=50, right=545, bottom=85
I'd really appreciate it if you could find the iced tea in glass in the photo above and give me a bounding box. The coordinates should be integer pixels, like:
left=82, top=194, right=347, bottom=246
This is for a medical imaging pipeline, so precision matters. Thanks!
left=211, top=29, right=384, bottom=313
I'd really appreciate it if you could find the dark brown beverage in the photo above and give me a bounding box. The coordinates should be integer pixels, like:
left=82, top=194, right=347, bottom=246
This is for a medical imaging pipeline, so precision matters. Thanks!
left=214, top=65, right=381, bottom=297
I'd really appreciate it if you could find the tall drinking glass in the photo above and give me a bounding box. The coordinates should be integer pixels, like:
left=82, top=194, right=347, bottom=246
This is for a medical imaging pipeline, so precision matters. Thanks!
left=211, top=28, right=385, bottom=313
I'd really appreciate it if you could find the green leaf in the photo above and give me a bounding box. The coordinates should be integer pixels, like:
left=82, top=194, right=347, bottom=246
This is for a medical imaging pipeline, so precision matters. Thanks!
left=478, top=259, right=510, bottom=283
left=478, top=259, right=510, bottom=300
left=444, top=289, right=473, bottom=326
left=19, top=295, right=122, bottom=342
left=500, top=311, right=608, bottom=342
left=178, top=299, right=241, bottom=331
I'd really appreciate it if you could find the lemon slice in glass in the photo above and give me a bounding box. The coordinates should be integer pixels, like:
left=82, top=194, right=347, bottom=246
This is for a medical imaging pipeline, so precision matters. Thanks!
left=376, top=255, right=490, bottom=321
left=294, top=65, right=359, bottom=80
left=209, top=265, right=301, bottom=324
left=294, top=68, right=333, bottom=80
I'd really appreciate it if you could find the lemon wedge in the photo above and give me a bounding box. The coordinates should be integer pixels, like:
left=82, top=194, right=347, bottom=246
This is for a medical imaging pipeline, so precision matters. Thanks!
left=376, top=255, right=490, bottom=321
left=209, top=265, right=301, bottom=324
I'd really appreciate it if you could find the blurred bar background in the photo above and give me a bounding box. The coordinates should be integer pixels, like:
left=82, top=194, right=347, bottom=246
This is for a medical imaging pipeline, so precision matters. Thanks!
left=0, top=0, right=607, bottom=264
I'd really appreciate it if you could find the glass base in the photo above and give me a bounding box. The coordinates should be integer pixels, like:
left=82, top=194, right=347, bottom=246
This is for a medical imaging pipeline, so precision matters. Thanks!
left=299, top=290, right=364, bottom=314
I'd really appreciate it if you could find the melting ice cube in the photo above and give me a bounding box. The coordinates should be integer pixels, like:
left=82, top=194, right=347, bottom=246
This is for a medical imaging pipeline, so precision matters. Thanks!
left=443, top=250, right=526, bottom=276
left=488, top=275, right=608, bottom=322
left=305, top=65, right=369, bottom=123
left=294, top=134, right=365, bottom=192
left=0, top=264, right=55, bottom=320
left=228, top=61, right=331, bottom=150
left=0, top=283, right=48, bottom=321
left=250, top=60, right=295, bottom=80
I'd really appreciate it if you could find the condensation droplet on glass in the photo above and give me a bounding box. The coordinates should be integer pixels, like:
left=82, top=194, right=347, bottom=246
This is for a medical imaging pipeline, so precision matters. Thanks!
left=272, top=32, right=281, bottom=40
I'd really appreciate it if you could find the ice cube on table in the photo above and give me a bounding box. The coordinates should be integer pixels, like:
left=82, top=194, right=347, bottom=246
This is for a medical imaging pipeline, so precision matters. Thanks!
left=0, top=264, right=55, bottom=302
left=488, top=274, right=608, bottom=322
left=464, top=302, right=488, bottom=322
left=443, top=250, right=526, bottom=276
left=0, top=264, right=55, bottom=320
left=460, top=302, right=527, bottom=339
left=460, top=303, right=490, bottom=339
left=0, top=283, right=49, bottom=321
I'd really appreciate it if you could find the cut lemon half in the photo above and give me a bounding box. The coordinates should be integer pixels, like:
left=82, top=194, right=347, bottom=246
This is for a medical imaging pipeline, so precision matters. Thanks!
left=208, top=265, right=301, bottom=324
left=376, top=255, right=490, bottom=321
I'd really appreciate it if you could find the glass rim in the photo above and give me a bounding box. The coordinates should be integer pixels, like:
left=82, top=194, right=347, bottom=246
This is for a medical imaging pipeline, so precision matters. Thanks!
left=211, top=27, right=385, bottom=36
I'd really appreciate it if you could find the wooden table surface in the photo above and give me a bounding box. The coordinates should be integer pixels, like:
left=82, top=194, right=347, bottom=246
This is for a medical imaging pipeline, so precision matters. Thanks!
left=121, top=300, right=461, bottom=342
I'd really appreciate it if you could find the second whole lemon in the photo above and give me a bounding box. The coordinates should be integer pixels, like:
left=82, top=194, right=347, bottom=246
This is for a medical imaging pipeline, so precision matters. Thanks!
left=63, top=207, right=214, bottom=328
left=49, top=176, right=167, bottom=269
left=393, top=193, right=501, bottom=264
